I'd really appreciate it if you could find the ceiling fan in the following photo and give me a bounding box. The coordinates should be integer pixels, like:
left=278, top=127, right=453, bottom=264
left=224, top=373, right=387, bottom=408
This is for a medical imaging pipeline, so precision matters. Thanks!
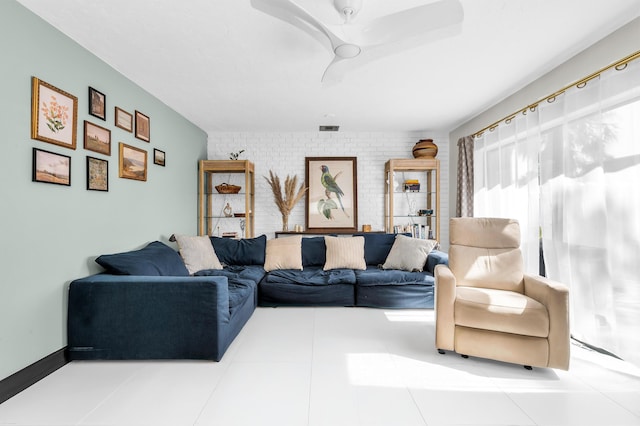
left=250, top=0, right=464, bottom=81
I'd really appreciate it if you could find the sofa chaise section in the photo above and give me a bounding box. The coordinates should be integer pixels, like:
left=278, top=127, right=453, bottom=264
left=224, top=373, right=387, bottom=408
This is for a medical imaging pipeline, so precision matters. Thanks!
left=67, top=274, right=254, bottom=361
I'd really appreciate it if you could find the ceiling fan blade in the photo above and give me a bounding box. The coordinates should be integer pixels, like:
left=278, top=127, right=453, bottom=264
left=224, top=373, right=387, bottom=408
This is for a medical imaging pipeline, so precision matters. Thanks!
left=321, top=54, right=350, bottom=83
left=357, top=0, right=464, bottom=46
left=251, top=0, right=348, bottom=52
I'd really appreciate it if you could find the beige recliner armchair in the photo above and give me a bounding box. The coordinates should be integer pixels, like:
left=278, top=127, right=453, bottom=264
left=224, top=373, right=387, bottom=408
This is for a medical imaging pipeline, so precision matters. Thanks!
left=435, top=217, right=570, bottom=370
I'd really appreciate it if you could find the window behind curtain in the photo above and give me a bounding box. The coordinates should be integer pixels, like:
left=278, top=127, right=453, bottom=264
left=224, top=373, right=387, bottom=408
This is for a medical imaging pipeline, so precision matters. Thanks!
left=474, top=59, right=640, bottom=367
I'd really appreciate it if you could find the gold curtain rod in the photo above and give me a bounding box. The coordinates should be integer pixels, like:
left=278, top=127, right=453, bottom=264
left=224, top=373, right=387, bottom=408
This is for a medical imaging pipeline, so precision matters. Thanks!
left=473, top=49, right=640, bottom=138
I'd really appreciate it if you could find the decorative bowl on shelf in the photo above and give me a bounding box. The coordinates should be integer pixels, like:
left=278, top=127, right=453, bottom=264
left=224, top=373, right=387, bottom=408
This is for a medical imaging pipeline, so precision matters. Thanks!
left=412, top=139, right=438, bottom=159
left=215, top=183, right=241, bottom=194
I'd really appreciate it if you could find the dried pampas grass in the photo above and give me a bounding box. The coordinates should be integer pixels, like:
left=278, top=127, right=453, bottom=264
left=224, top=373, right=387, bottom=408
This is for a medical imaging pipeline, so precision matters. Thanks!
left=264, top=170, right=307, bottom=231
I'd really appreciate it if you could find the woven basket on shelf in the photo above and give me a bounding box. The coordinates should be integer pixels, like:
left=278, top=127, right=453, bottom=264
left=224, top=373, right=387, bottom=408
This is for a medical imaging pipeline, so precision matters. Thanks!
left=215, top=183, right=241, bottom=194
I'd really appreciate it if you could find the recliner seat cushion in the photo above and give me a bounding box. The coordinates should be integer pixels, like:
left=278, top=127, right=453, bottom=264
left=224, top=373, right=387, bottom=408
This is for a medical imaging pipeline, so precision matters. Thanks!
left=454, top=286, right=549, bottom=338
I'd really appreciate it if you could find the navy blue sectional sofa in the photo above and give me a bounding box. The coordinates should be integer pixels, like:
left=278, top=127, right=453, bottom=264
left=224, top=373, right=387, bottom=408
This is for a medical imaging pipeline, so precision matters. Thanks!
left=259, top=233, right=448, bottom=308
left=67, top=233, right=447, bottom=362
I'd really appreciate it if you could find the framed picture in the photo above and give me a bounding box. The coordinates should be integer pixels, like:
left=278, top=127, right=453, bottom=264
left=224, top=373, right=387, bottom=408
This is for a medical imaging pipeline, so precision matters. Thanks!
left=115, top=107, right=133, bottom=132
left=88, top=87, right=106, bottom=120
left=153, top=148, right=165, bottom=166
left=83, top=120, right=111, bottom=155
left=135, top=110, right=150, bottom=142
left=87, top=156, right=108, bottom=191
left=32, top=147, right=71, bottom=186
left=31, top=77, right=78, bottom=149
left=305, top=156, right=358, bottom=232
left=119, top=142, right=147, bottom=181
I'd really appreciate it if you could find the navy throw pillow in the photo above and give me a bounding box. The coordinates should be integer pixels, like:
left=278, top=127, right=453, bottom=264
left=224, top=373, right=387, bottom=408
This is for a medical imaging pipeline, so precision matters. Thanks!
left=301, top=236, right=327, bottom=267
left=210, top=234, right=266, bottom=265
left=354, top=232, right=410, bottom=265
left=95, top=241, right=189, bottom=276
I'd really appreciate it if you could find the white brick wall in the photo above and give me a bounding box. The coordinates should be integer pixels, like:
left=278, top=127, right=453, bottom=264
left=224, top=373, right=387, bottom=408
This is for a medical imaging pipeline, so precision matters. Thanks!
left=207, top=131, right=449, bottom=249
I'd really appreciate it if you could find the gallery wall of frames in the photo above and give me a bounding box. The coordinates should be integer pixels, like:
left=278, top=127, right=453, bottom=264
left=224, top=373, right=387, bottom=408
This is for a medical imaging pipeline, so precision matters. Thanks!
left=30, top=76, right=166, bottom=192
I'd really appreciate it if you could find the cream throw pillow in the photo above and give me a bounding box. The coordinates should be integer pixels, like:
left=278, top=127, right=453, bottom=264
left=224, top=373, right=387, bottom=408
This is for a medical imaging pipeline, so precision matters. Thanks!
left=174, top=234, right=223, bottom=275
left=323, top=236, right=366, bottom=271
left=264, top=235, right=303, bottom=272
left=382, top=234, right=438, bottom=272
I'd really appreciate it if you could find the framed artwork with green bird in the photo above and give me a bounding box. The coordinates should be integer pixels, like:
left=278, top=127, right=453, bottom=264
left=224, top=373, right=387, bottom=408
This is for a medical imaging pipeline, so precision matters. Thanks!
left=305, top=157, right=358, bottom=232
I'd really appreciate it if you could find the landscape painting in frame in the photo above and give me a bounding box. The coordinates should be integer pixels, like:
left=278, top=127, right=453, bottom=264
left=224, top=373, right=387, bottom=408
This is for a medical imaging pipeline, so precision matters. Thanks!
left=115, top=107, right=133, bottom=132
left=31, top=77, right=78, bottom=149
left=305, top=157, right=358, bottom=232
left=84, top=121, right=111, bottom=155
left=135, top=110, right=150, bottom=142
left=32, top=148, right=71, bottom=186
left=88, top=86, right=106, bottom=120
left=87, top=156, right=108, bottom=191
left=119, top=142, right=147, bottom=181
left=154, top=148, right=165, bottom=166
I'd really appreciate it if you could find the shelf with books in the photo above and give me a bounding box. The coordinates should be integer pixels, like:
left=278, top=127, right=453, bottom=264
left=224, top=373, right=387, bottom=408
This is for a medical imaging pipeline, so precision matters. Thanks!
left=384, top=158, right=440, bottom=241
left=198, top=160, right=255, bottom=238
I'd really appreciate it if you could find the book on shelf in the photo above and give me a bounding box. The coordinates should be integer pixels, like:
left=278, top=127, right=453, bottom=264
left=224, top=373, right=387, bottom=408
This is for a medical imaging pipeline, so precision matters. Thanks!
left=222, top=232, right=238, bottom=238
left=393, top=224, right=430, bottom=239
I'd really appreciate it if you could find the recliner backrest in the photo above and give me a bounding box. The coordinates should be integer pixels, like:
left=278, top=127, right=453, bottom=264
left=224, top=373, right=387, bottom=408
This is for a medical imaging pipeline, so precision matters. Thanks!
left=448, top=217, right=524, bottom=293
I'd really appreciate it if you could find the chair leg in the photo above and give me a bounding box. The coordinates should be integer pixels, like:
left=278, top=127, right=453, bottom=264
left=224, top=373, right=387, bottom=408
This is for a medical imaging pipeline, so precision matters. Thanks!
left=524, top=365, right=532, bottom=370
left=437, top=349, right=445, bottom=355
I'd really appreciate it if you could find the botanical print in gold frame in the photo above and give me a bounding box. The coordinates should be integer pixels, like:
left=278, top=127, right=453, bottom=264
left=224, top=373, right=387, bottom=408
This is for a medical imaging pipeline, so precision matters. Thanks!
left=119, top=142, right=147, bottom=181
left=305, top=156, right=358, bottom=233
left=115, top=107, right=133, bottom=132
left=31, top=77, right=78, bottom=149
left=135, top=110, right=150, bottom=142
left=83, top=120, right=111, bottom=156
left=87, top=156, right=108, bottom=191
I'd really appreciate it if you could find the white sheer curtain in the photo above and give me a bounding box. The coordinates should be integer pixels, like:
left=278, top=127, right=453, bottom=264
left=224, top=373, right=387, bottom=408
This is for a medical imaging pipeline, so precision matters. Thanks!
left=474, top=58, right=640, bottom=367
left=474, top=111, right=540, bottom=274
left=539, top=59, right=640, bottom=366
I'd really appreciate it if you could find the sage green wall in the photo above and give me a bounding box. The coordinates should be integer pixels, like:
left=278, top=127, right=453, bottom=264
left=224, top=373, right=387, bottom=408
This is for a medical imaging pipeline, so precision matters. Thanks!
left=448, top=17, right=640, bottom=218
left=0, top=1, right=208, bottom=381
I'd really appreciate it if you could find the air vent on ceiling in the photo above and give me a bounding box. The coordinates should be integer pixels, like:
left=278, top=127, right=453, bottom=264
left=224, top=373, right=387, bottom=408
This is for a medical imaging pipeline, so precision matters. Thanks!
left=319, top=125, right=340, bottom=132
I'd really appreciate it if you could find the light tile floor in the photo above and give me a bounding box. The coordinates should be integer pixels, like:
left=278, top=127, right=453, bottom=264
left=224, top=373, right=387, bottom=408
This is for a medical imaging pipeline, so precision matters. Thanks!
left=1, top=307, right=639, bottom=426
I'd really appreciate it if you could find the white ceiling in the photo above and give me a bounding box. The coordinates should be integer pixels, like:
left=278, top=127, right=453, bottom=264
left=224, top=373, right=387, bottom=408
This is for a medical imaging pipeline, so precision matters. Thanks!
left=16, top=0, right=640, bottom=133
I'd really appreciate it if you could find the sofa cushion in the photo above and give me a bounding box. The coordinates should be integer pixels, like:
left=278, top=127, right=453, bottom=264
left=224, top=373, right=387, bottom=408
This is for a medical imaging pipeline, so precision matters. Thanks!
left=355, top=266, right=435, bottom=287
left=174, top=234, right=223, bottom=275
left=210, top=235, right=266, bottom=265
left=264, top=235, right=303, bottom=272
left=382, top=235, right=438, bottom=272
left=302, top=236, right=326, bottom=266
left=323, top=236, right=366, bottom=271
left=265, top=266, right=356, bottom=286
left=195, top=265, right=266, bottom=285
left=95, top=241, right=189, bottom=276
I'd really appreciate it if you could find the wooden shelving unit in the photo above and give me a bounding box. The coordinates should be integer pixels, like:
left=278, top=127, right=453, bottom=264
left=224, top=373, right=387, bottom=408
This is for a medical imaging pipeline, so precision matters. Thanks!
left=384, top=158, right=440, bottom=242
left=198, top=160, right=255, bottom=238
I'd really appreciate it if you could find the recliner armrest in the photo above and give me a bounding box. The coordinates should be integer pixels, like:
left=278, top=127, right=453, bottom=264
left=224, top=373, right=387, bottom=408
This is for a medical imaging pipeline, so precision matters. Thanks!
left=524, top=274, right=570, bottom=370
left=435, top=264, right=456, bottom=350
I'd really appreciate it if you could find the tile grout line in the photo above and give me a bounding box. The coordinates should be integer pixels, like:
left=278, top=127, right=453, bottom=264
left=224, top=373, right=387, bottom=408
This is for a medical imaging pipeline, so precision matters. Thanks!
left=306, top=307, right=317, bottom=426
left=191, top=316, right=251, bottom=426
left=74, top=363, right=149, bottom=426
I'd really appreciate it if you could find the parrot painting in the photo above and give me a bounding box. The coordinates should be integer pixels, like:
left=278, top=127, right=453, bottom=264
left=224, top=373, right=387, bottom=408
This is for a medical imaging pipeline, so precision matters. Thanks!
left=320, top=165, right=348, bottom=217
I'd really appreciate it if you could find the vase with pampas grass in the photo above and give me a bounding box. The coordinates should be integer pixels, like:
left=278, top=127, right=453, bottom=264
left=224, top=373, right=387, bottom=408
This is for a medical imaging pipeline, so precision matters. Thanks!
left=264, top=170, right=307, bottom=232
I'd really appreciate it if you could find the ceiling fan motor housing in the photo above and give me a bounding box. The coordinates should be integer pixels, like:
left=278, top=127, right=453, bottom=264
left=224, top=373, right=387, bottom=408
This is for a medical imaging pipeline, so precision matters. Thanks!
left=334, top=0, right=363, bottom=20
